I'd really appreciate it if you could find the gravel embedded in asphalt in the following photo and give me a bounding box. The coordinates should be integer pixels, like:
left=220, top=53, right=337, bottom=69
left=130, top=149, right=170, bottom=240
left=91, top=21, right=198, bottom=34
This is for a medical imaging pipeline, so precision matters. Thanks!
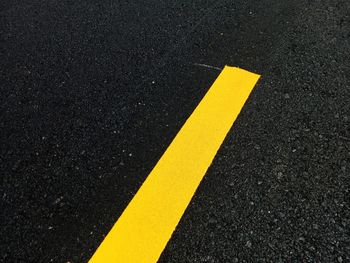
left=1, top=0, right=349, bottom=262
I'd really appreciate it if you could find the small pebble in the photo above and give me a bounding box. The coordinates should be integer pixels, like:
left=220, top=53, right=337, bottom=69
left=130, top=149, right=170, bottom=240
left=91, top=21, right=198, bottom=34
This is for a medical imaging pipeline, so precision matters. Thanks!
left=209, top=218, right=217, bottom=224
left=246, top=240, right=252, bottom=248
left=277, top=172, right=283, bottom=179
left=12, top=160, right=21, bottom=171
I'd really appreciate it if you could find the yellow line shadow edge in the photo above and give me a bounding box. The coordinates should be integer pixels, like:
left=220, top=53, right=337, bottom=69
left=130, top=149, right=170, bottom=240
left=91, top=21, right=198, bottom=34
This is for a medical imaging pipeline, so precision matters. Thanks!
left=89, top=66, right=260, bottom=263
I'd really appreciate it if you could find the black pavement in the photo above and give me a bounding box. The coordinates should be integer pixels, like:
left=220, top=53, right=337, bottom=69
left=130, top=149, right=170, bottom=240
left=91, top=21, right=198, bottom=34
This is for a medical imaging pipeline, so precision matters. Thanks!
left=1, top=0, right=349, bottom=262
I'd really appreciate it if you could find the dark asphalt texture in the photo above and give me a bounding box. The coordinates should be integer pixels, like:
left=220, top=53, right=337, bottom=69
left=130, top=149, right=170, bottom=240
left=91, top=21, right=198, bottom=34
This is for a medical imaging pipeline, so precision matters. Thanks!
left=1, top=0, right=349, bottom=262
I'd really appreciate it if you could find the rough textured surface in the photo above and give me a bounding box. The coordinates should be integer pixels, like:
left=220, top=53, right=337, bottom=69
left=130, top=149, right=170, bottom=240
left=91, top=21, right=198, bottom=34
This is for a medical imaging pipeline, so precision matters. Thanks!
left=1, top=0, right=349, bottom=262
left=160, top=0, right=350, bottom=262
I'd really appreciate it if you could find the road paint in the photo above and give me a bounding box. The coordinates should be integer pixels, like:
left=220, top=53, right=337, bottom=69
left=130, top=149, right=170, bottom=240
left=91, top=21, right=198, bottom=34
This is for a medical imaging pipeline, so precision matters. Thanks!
left=89, top=66, right=260, bottom=263
left=193, top=63, right=223, bottom=71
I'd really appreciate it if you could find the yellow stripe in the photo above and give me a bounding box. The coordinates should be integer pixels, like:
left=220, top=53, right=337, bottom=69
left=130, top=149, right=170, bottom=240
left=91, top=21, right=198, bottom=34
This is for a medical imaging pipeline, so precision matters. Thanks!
left=89, top=66, right=260, bottom=263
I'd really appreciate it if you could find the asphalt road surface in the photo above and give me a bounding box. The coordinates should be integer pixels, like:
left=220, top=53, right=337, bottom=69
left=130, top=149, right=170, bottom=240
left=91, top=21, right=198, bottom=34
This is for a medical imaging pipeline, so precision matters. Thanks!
left=1, top=0, right=350, bottom=262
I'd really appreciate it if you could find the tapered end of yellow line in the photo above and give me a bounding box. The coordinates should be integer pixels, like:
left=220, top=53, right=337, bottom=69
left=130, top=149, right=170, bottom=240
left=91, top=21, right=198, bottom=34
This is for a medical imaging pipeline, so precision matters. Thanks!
left=224, top=65, right=261, bottom=78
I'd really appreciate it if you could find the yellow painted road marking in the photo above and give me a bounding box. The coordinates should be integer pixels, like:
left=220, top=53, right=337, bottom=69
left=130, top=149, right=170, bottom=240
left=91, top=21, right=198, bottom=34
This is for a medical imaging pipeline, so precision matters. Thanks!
left=89, top=66, right=260, bottom=263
